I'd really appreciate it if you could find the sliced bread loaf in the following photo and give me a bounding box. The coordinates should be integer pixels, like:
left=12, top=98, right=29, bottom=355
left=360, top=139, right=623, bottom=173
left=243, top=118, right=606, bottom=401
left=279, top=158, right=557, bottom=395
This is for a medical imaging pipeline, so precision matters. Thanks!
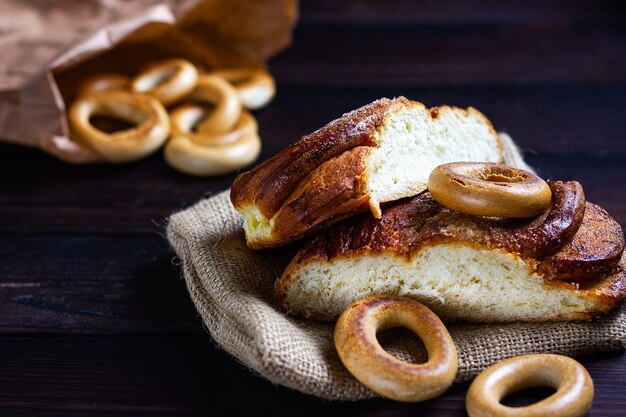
left=275, top=182, right=626, bottom=323
left=231, top=97, right=502, bottom=249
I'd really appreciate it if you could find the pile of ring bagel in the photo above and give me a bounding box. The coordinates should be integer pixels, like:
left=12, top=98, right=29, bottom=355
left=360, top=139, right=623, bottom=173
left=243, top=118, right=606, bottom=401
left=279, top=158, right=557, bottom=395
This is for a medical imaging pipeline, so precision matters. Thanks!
left=69, top=58, right=276, bottom=175
left=228, top=97, right=625, bottom=413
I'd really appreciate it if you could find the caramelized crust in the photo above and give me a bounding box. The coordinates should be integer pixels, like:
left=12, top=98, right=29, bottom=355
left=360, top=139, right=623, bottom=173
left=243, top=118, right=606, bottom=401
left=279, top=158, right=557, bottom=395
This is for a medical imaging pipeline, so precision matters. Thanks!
left=297, top=181, right=587, bottom=263
left=538, top=203, right=625, bottom=282
left=418, top=181, right=586, bottom=259
left=580, top=253, right=626, bottom=301
left=268, top=146, right=372, bottom=245
left=231, top=97, right=411, bottom=218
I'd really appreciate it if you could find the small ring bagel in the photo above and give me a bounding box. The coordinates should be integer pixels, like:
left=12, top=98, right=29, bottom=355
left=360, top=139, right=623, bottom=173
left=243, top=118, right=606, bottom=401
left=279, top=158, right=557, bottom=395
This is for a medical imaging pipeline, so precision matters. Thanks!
left=170, top=103, right=257, bottom=146
left=164, top=131, right=261, bottom=177
left=69, top=90, right=170, bottom=163
left=209, top=68, right=276, bottom=110
left=334, top=295, right=458, bottom=402
left=428, top=162, right=552, bottom=218
left=189, top=75, right=242, bottom=134
left=131, top=58, right=198, bottom=106
left=76, top=73, right=130, bottom=97
left=466, top=354, right=594, bottom=417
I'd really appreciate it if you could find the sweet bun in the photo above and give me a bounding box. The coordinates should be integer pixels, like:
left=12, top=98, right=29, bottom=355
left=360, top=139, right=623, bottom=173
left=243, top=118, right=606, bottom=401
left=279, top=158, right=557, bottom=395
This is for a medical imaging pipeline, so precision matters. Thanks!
left=231, top=97, right=503, bottom=249
left=275, top=181, right=626, bottom=323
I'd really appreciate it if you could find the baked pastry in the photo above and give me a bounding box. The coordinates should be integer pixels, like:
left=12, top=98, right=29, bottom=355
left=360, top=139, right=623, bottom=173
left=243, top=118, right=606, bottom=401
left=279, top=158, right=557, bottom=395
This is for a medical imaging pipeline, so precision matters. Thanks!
left=231, top=97, right=503, bottom=249
left=275, top=181, right=626, bottom=322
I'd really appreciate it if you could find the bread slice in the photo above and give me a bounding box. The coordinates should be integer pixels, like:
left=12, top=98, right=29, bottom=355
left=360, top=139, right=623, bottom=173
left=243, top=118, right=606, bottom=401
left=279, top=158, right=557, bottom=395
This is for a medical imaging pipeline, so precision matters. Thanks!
left=231, top=97, right=502, bottom=249
left=275, top=182, right=626, bottom=323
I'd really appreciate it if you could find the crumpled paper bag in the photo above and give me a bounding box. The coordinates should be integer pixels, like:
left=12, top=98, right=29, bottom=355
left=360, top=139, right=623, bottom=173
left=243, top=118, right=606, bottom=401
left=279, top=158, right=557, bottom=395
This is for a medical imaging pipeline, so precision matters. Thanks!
left=0, top=0, right=297, bottom=162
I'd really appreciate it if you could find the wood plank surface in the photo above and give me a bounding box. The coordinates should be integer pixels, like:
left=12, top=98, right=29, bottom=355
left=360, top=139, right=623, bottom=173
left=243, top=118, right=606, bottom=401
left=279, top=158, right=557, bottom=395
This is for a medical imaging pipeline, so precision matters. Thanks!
left=0, top=336, right=623, bottom=417
left=299, top=0, right=626, bottom=24
left=273, top=23, right=626, bottom=86
left=0, top=236, right=199, bottom=335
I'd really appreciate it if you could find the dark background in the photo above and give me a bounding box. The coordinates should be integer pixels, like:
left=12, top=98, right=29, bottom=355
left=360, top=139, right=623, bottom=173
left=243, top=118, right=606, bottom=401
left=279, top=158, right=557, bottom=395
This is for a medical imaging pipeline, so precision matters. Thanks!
left=0, top=1, right=625, bottom=415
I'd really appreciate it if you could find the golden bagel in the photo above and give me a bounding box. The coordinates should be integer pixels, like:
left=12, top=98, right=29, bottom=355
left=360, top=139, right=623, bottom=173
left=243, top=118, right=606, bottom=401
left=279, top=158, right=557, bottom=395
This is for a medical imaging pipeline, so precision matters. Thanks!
left=164, top=131, right=260, bottom=177
left=428, top=162, right=552, bottom=218
left=334, top=295, right=458, bottom=402
left=170, top=103, right=257, bottom=146
left=164, top=75, right=261, bottom=176
left=69, top=90, right=170, bottom=163
left=466, top=354, right=594, bottom=417
left=191, top=74, right=242, bottom=134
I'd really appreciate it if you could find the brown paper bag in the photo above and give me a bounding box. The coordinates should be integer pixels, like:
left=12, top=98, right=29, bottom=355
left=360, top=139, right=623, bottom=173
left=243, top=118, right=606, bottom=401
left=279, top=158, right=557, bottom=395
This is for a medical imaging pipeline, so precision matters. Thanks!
left=0, top=0, right=297, bottom=162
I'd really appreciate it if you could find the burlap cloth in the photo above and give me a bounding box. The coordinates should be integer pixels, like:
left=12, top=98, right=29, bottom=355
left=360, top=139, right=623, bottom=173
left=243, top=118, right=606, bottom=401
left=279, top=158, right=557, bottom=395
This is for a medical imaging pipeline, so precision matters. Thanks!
left=166, top=133, right=626, bottom=400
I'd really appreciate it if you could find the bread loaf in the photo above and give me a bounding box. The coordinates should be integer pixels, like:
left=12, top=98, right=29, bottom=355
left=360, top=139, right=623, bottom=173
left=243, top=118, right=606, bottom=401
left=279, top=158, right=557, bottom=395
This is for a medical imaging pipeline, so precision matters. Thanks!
left=231, top=97, right=503, bottom=249
left=275, top=182, right=626, bottom=323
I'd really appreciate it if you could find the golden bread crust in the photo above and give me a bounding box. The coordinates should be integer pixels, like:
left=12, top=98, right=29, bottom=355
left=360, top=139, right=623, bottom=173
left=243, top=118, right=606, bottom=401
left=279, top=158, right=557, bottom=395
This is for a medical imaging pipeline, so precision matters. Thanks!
left=267, top=146, right=372, bottom=246
left=231, top=97, right=410, bottom=218
left=293, top=181, right=585, bottom=262
left=579, top=254, right=626, bottom=302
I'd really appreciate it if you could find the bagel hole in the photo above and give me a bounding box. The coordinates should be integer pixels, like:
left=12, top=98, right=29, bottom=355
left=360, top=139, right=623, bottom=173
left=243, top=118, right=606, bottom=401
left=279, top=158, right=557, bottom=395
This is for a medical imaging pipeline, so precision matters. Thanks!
left=190, top=105, right=217, bottom=132
left=481, top=173, right=525, bottom=183
left=89, top=115, right=136, bottom=133
left=154, top=68, right=177, bottom=85
left=376, top=327, right=428, bottom=364
left=480, top=167, right=528, bottom=183
left=500, top=386, right=557, bottom=407
left=228, top=76, right=248, bottom=85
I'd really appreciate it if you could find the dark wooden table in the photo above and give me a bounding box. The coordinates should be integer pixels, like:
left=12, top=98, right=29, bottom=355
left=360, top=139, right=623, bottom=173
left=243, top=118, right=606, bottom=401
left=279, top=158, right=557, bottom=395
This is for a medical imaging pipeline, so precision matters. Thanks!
left=1, top=1, right=625, bottom=415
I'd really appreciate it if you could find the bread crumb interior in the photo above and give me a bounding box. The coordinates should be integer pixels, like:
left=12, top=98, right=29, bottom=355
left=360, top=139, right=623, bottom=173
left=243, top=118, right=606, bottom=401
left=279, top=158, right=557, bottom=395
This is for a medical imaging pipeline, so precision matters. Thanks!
left=365, top=106, right=501, bottom=210
left=281, top=243, right=593, bottom=322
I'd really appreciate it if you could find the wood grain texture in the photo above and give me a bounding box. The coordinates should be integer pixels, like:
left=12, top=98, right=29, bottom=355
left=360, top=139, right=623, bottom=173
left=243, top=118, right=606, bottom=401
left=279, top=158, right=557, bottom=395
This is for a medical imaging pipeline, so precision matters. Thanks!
left=300, top=0, right=626, bottom=24
left=0, top=336, right=622, bottom=417
left=0, top=236, right=200, bottom=335
left=272, top=22, right=626, bottom=86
